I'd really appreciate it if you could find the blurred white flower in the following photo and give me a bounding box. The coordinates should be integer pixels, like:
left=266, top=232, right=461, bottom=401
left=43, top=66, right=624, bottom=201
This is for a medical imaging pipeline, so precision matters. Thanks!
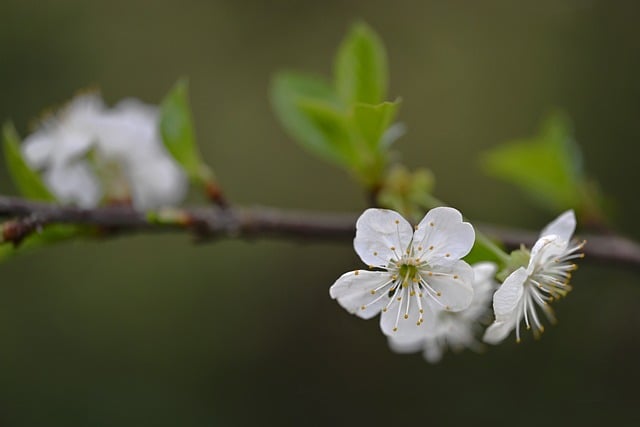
left=330, top=207, right=475, bottom=341
left=483, top=210, right=584, bottom=344
left=388, top=262, right=498, bottom=363
left=22, top=94, right=187, bottom=209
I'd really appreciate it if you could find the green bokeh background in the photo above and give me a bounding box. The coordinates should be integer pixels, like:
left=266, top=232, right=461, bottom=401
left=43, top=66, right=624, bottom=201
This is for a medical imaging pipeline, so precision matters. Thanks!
left=1, top=1, right=639, bottom=425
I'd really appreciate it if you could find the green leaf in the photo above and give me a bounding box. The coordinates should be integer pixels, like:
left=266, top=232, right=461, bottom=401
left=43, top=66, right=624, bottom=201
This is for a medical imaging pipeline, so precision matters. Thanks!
left=2, top=122, right=55, bottom=201
left=464, top=239, right=505, bottom=266
left=334, top=22, right=388, bottom=105
left=481, top=111, right=584, bottom=211
left=0, top=225, right=83, bottom=263
left=352, top=100, right=400, bottom=149
left=159, top=79, right=211, bottom=183
left=297, top=99, right=357, bottom=165
left=270, top=71, right=348, bottom=165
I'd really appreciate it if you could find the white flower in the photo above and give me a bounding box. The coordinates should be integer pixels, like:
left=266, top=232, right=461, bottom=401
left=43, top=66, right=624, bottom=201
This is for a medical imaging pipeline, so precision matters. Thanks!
left=329, top=207, right=476, bottom=341
left=22, top=94, right=187, bottom=210
left=483, top=210, right=584, bottom=344
left=388, top=262, right=498, bottom=363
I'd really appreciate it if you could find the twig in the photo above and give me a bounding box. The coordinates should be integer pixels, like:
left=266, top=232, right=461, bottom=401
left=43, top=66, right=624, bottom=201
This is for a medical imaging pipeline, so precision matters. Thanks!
left=0, top=196, right=639, bottom=268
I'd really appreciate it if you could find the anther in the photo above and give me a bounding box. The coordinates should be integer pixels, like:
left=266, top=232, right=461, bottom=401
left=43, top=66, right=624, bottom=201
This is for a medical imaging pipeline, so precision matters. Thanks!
left=404, top=314, right=409, bottom=319
left=395, top=220, right=399, bottom=224
left=445, top=253, right=450, bottom=257
left=429, top=245, right=434, bottom=250
left=354, top=271, right=360, bottom=276
left=429, top=222, right=434, bottom=227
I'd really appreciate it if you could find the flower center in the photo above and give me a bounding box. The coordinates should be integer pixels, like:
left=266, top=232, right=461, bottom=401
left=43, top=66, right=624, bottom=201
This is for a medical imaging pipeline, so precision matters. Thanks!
left=397, top=263, right=420, bottom=288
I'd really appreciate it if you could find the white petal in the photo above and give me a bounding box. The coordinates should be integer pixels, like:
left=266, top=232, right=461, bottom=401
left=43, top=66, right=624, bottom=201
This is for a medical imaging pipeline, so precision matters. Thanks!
left=464, top=262, right=499, bottom=317
left=527, top=235, right=568, bottom=273
left=329, top=270, right=394, bottom=320
left=540, top=210, right=576, bottom=242
left=493, top=267, right=527, bottom=318
left=353, top=209, right=413, bottom=267
left=44, top=163, right=101, bottom=207
left=387, top=334, right=424, bottom=354
left=412, top=207, right=475, bottom=267
left=422, top=337, right=445, bottom=363
left=127, top=155, right=187, bottom=210
left=421, top=260, right=474, bottom=311
left=379, top=288, right=428, bottom=339
left=483, top=320, right=514, bottom=345
left=22, top=132, right=54, bottom=169
left=471, top=262, right=498, bottom=286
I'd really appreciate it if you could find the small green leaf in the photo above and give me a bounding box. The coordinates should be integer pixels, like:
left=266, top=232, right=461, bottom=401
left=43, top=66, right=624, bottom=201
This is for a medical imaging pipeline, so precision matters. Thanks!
left=334, top=22, right=388, bottom=105
left=270, top=71, right=347, bottom=165
left=2, top=122, right=55, bottom=201
left=0, top=225, right=84, bottom=263
left=296, top=99, right=357, bottom=165
left=159, top=79, right=212, bottom=183
left=481, top=111, right=584, bottom=211
left=352, top=100, right=400, bottom=149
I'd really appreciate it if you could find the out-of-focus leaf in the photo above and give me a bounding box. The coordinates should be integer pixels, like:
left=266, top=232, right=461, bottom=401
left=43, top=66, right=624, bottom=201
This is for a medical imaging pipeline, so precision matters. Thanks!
left=481, top=111, right=584, bottom=211
left=353, top=100, right=400, bottom=149
left=296, top=99, right=356, bottom=165
left=270, top=71, right=347, bottom=165
left=159, top=79, right=211, bottom=183
left=465, top=239, right=504, bottom=266
left=0, top=225, right=84, bottom=262
left=334, top=22, right=388, bottom=105
left=2, top=122, right=55, bottom=201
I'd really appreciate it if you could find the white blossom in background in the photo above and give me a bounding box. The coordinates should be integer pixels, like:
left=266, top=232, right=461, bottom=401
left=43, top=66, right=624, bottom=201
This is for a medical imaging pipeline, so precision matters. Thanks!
left=329, top=207, right=475, bottom=342
left=388, top=262, right=498, bottom=363
left=22, top=94, right=187, bottom=210
left=483, top=210, right=584, bottom=344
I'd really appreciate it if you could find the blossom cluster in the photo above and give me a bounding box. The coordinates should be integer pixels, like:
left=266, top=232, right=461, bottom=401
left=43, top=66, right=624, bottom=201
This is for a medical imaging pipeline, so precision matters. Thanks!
left=330, top=207, right=582, bottom=363
left=21, top=94, right=187, bottom=210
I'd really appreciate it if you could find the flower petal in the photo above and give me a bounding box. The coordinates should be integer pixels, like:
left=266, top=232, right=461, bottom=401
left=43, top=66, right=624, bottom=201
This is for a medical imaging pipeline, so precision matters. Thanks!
left=422, top=337, right=445, bottom=363
left=329, top=270, right=394, bottom=319
left=354, top=208, right=413, bottom=268
left=379, top=288, right=429, bottom=339
left=527, top=235, right=568, bottom=273
left=493, top=267, right=526, bottom=319
left=412, top=207, right=475, bottom=267
left=22, top=132, right=54, bottom=169
left=387, top=334, right=424, bottom=354
left=420, top=260, right=474, bottom=311
left=483, top=320, right=514, bottom=345
left=44, top=163, right=101, bottom=208
left=540, top=210, right=576, bottom=242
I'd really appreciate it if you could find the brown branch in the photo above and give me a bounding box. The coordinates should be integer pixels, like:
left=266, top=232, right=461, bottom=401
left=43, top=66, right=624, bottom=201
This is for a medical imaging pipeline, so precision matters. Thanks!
left=1, top=196, right=639, bottom=269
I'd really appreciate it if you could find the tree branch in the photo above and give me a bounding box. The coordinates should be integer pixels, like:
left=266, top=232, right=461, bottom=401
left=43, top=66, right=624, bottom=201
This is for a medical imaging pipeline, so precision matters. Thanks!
left=1, top=196, right=638, bottom=269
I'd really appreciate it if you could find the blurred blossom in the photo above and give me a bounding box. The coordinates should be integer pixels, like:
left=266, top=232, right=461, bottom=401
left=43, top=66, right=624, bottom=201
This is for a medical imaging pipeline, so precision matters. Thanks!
left=484, top=210, right=584, bottom=344
left=330, top=207, right=475, bottom=341
left=22, top=93, right=187, bottom=209
left=388, top=262, right=498, bottom=363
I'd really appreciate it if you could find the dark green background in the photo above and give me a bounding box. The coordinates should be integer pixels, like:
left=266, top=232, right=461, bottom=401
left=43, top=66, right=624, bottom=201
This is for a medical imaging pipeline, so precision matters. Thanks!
left=1, top=1, right=639, bottom=425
